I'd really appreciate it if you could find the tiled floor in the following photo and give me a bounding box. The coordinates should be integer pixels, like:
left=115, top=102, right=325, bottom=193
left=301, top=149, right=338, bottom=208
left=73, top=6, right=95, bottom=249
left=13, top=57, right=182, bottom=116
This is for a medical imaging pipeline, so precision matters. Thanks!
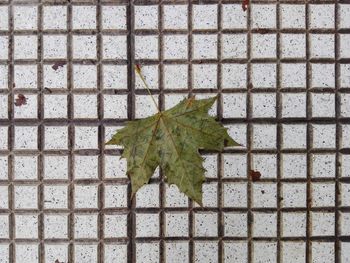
left=0, top=1, right=349, bottom=262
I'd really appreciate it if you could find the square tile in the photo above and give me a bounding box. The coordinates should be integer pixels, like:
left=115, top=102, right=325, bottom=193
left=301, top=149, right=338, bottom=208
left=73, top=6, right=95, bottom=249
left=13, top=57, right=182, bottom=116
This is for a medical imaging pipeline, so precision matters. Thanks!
left=136, top=213, right=159, bottom=237
left=15, top=214, right=38, bottom=238
left=104, top=184, right=128, bottom=208
left=14, top=155, right=37, bottom=180
left=312, top=183, right=335, bottom=207
left=312, top=124, right=336, bottom=149
left=14, top=126, right=37, bottom=150
left=104, top=155, right=127, bottom=179
left=43, top=6, right=67, bottom=30
left=75, top=185, right=98, bottom=209
left=135, top=95, right=159, bottom=118
left=252, top=93, right=276, bottom=118
left=13, top=94, right=37, bottom=118
left=0, top=36, right=8, bottom=59
left=251, top=4, right=276, bottom=28
left=223, top=154, right=247, bottom=178
left=72, top=35, right=97, bottom=59
left=224, top=242, right=248, bottom=263
left=103, top=94, right=128, bottom=119
left=280, top=5, right=305, bottom=29
left=75, top=244, right=98, bottom=263
left=252, top=183, right=277, bottom=208
left=44, top=95, right=67, bottom=118
left=312, top=242, right=334, bottom=262
left=165, top=213, right=189, bottom=237
left=282, top=93, right=306, bottom=118
left=103, top=65, right=127, bottom=89
left=252, top=64, right=276, bottom=88
left=104, top=214, right=127, bottom=238
left=341, top=183, right=350, bottom=207
left=136, top=243, right=159, bottom=263
left=194, top=242, right=218, bottom=263
left=312, top=212, right=334, bottom=236
left=193, top=34, right=217, bottom=59
left=164, top=35, right=188, bottom=59
left=193, top=64, right=217, bottom=89
left=15, top=244, right=38, bottom=262
left=343, top=125, right=350, bottom=148
left=14, top=35, right=37, bottom=60
left=341, top=64, right=350, bottom=88
left=163, top=5, right=187, bottom=30
left=310, top=4, right=335, bottom=29
left=0, top=186, right=8, bottom=209
left=74, top=155, right=98, bottom=179
left=43, top=64, right=67, bottom=89
left=224, top=213, right=247, bottom=237
left=0, top=6, right=8, bottom=30
left=312, top=154, right=336, bottom=178
left=339, top=4, right=350, bottom=29
left=0, top=95, right=7, bottom=119
left=282, top=183, right=307, bottom=208
left=74, top=214, right=98, bottom=239
left=310, top=34, right=334, bottom=58
left=102, top=6, right=126, bottom=30
left=253, top=213, right=277, bottom=237
left=252, top=34, right=276, bottom=58
left=0, top=126, right=7, bottom=150
left=73, top=65, right=97, bottom=89
left=282, top=212, right=306, bottom=237
left=0, top=215, right=9, bottom=239
left=341, top=243, right=350, bottom=262
left=222, top=34, right=247, bottom=59
left=222, top=4, right=247, bottom=29
left=253, top=154, right=277, bottom=179
left=340, top=34, right=350, bottom=58
left=134, top=5, right=158, bottom=30
left=43, top=185, right=68, bottom=209
left=45, top=244, right=68, bottom=263
left=223, top=183, right=247, bottom=207
left=311, top=93, right=335, bottom=117
left=253, top=242, right=277, bottom=263
left=44, top=126, right=68, bottom=150
left=281, top=64, right=306, bottom=88
left=193, top=4, right=217, bottom=29
left=72, top=6, right=96, bottom=29
left=252, top=124, right=276, bottom=149
left=13, top=6, right=37, bottom=30
left=223, top=93, right=246, bottom=118
left=14, top=64, right=37, bottom=89
left=135, top=184, right=159, bottom=208
left=222, top=64, right=246, bottom=89
left=104, top=244, right=127, bottom=263
left=341, top=212, right=350, bottom=235
left=164, top=64, right=188, bottom=89
left=43, top=35, right=67, bottom=59
left=165, top=242, right=188, bottom=263
left=44, top=156, right=68, bottom=180
left=311, top=64, right=335, bottom=88
left=75, top=126, right=99, bottom=149
left=341, top=93, right=350, bottom=117
left=281, top=34, right=306, bottom=58
left=44, top=214, right=68, bottom=239
left=282, top=242, right=306, bottom=263
left=135, top=35, right=158, bottom=59
left=282, top=124, right=307, bottom=149
left=165, top=185, right=188, bottom=208
left=102, top=35, right=127, bottom=60
left=0, top=156, right=8, bottom=180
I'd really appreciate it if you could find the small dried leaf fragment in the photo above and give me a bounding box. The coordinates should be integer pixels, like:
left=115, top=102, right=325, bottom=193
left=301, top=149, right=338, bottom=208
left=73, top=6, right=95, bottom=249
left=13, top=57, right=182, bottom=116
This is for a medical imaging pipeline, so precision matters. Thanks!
left=250, top=170, right=262, bottom=182
left=107, top=96, right=239, bottom=205
left=14, top=94, right=27, bottom=107
left=242, top=0, right=249, bottom=11
left=52, top=61, right=67, bottom=71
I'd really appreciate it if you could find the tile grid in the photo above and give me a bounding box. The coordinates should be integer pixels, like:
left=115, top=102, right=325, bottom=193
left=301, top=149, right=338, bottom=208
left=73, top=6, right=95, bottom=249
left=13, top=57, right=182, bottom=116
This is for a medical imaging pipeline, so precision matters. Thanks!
left=0, top=0, right=349, bottom=262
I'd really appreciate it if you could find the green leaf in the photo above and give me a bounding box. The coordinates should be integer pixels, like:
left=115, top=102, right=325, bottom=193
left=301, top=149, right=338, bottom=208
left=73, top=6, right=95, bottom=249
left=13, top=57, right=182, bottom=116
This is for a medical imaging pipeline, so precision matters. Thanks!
left=106, top=96, right=239, bottom=205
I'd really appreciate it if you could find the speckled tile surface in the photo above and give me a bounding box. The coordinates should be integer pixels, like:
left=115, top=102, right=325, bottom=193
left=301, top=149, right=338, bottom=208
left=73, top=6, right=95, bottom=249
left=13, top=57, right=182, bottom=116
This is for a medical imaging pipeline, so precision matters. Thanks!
left=0, top=1, right=349, bottom=262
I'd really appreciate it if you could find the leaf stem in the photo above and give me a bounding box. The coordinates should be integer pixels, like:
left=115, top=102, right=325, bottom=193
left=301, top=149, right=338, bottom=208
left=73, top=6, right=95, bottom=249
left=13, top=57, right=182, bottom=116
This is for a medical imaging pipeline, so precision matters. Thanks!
left=134, top=65, right=160, bottom=112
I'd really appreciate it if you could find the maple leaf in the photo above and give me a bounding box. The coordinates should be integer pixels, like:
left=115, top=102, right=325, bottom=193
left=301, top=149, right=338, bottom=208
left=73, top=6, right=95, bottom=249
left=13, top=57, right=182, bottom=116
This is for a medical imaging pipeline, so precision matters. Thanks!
left=106, top=96, right=239, bottom=205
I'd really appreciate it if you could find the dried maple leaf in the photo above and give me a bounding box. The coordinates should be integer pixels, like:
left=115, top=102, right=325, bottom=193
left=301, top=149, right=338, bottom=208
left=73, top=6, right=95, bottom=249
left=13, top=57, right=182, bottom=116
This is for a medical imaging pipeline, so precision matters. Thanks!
left=14, top=94, right=27, bottom=106
left=242, top=0, right=249, bottom=11
left=250, top=170, right=262, bottom=182
left=107, top=96, right=239, bottom=205
left=52, top=61, right=67, bottom=71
